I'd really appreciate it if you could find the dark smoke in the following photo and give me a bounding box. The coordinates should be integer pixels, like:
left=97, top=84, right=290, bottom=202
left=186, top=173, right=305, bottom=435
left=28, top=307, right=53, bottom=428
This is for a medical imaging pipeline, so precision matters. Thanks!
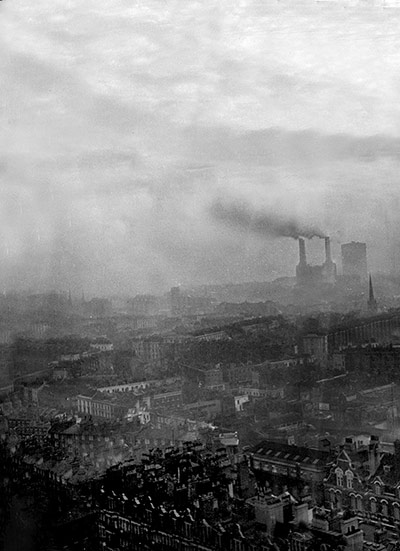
left=210, top=199, right=326, bottom=240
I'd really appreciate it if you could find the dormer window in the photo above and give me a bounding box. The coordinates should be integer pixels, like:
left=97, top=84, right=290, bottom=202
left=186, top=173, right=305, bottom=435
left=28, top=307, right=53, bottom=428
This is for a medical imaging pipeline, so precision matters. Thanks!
left=374, top=481, right=382, bottom=496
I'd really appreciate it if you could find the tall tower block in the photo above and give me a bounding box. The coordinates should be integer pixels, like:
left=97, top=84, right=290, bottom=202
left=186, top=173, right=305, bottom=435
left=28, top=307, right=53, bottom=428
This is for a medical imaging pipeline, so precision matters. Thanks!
left=341, top=242, right=368, bottom=283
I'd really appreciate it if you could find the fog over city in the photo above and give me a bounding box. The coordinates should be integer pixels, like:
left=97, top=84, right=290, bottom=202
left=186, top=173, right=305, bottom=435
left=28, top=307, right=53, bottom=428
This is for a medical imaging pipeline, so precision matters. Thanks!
left=2, top=0, right=400, bottom=294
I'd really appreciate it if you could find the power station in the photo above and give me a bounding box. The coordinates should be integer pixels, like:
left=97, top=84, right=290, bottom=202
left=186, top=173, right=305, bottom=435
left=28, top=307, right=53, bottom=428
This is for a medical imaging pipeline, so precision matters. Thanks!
left=295, top=238, right=376, bottom=312
left=296, top=237, right=337, bottom=287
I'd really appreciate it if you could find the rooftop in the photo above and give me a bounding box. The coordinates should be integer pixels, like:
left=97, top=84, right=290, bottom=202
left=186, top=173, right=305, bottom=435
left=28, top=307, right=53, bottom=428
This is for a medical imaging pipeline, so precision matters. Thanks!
left=249, top=440, right=331, bottom=467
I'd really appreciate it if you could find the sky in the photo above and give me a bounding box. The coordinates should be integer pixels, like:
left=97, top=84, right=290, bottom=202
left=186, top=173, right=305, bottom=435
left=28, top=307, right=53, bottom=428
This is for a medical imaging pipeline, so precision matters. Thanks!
left=2, top=0, right=400, bottom=295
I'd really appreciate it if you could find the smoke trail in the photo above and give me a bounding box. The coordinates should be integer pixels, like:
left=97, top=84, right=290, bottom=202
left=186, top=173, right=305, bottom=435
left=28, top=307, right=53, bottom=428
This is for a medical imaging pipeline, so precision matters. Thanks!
left=210, top=199, right=325, bottom=240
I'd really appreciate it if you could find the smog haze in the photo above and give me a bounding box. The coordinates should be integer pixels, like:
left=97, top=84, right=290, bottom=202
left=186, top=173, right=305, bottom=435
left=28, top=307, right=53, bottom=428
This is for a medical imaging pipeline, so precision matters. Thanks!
left=2, top=0, right=400, bottom=295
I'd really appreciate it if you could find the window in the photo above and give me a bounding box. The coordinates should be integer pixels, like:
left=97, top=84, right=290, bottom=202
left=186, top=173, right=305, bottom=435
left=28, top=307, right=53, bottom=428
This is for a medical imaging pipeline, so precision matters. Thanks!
left=370, top=498, right=377, bottom=514
left=346, top=470, right=354, bottom=489
left=382, top=501, right=388, bottom=517
left=335, top=468, right=344, bottom=487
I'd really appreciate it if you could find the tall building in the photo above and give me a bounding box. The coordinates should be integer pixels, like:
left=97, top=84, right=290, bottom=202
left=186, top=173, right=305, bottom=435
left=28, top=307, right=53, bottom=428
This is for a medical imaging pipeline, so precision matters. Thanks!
left=341, top=241, right=367, bottom=283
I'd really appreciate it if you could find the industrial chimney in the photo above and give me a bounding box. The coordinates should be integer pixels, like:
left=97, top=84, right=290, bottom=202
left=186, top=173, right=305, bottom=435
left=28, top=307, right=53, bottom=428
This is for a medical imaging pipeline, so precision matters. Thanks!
left=324, top=237, right=332, bottom=263
left=299, top=238, right=307, bottom=265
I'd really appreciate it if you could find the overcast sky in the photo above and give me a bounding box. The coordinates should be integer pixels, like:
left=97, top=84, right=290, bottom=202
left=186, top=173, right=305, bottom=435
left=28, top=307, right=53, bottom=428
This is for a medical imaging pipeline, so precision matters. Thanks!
left=2, top=0, right=400, bottom=296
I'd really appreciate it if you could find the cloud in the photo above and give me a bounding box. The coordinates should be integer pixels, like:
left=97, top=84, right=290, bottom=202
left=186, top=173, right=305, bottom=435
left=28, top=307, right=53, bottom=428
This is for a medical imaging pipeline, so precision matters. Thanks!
left=1, top=0, right=400, bottom=293
left=185, top=126, right=400, bottom=166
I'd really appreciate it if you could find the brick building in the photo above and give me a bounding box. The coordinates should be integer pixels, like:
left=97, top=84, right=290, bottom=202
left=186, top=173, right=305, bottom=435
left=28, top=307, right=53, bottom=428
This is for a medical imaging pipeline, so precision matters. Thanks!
left=248, top=440, right=332, bottom=504
left=324, top=437, right=400, bottom=529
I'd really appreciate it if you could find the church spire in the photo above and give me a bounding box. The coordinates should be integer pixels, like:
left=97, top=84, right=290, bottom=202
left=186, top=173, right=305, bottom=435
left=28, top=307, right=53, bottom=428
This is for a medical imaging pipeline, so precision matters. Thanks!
left=368, top=274, right=377, bottom=313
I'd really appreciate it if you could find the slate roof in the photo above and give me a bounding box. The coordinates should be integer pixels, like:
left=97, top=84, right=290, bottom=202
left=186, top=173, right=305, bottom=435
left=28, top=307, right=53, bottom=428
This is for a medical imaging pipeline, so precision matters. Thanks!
left=249, top=440, right=331, bottom=467
left=372, top=453, right=400, bottom=486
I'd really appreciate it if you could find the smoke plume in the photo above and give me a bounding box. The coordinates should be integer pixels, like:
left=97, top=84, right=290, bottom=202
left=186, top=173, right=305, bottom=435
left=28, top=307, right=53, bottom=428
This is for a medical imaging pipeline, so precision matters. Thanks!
left=210, top=199, right=326, bottom=240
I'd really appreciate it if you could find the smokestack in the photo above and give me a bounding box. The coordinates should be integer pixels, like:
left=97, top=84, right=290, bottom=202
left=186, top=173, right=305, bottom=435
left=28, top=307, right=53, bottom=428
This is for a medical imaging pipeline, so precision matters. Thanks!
left=299, top=238, right=307, bottom=265
left=325, top=237, right=332, bottom=263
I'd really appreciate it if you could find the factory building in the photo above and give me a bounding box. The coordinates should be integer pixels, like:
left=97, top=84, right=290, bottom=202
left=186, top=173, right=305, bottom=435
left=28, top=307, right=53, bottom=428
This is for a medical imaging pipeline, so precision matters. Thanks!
left=296, top=237, right=337, bottom=287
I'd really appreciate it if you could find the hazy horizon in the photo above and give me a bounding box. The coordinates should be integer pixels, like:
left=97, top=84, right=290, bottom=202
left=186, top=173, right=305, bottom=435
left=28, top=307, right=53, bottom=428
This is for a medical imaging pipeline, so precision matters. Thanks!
left=2, top=0, right=400, bottom=295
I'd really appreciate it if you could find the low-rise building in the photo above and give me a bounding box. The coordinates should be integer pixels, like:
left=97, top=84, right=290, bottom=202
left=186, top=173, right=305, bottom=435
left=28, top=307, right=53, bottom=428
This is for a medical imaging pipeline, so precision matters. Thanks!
left=90, top=336, right=114, bottom=352
left=48, top=419, right=130, bottom=468
left=234, top=395, right=250, bottom=412
left=97, top=377, right=182, bottom=395
left=192, top=331, right=230, bottom=342
left=248, top=440, right=332, bottom=504
left=76, top=392, right=150, bottom=421
left=8, top=417, right=50, bottom=442
left=222, top=363, right=259, bottom=387
left=151, top=390, right=182, bottom=410
left=246, top=494, right=284, bottom=535
left=184, top=399, right=222, bottom=421
left=185, top=365, right=224, bottom=389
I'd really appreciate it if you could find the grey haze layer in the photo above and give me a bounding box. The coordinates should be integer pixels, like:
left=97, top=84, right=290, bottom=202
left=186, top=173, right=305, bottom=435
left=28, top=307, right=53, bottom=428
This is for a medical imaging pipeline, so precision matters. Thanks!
left=1, top=0, right=400, bottom=293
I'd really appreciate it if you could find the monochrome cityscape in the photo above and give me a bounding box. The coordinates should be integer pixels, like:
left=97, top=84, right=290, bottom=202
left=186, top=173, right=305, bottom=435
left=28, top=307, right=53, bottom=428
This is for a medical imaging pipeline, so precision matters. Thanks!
left=1, top=237, right=400, bottom=550
left=3, top=0, right=400, bottom=549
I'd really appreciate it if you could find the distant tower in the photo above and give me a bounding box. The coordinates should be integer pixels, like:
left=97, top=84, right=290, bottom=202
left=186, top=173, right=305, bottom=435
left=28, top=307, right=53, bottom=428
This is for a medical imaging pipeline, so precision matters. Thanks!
left=341, top=242, right=368, bottom=283
left=368, top=274, right=378, bottom=313
left=170, top=286, right=182, bottom=316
